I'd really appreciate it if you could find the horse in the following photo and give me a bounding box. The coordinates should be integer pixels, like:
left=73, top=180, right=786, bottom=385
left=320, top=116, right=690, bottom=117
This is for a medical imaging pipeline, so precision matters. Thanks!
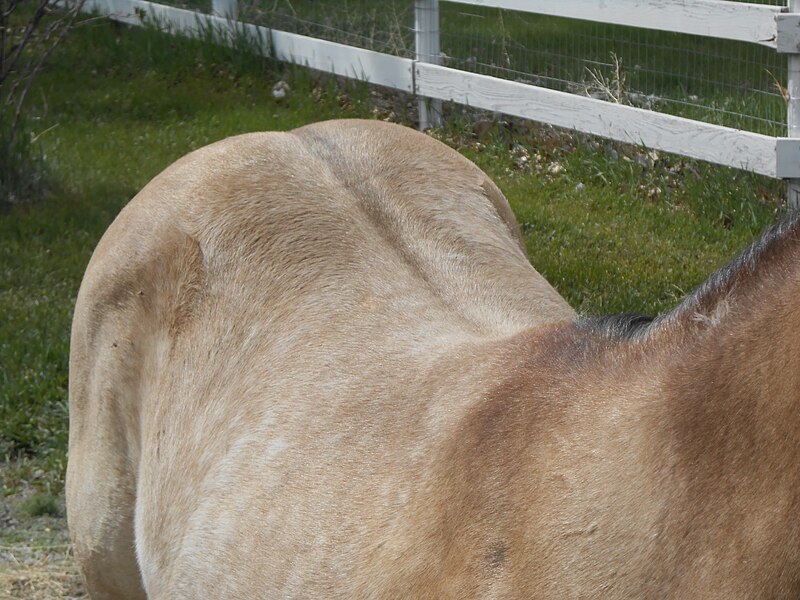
left=67, top=119, right=800, bottom=599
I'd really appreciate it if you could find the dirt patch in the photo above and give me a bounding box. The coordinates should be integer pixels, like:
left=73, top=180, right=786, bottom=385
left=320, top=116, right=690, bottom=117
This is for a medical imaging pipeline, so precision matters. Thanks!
left=0, top=559, right=84, bottom=600
left=1, top=475, right=85, bottom=599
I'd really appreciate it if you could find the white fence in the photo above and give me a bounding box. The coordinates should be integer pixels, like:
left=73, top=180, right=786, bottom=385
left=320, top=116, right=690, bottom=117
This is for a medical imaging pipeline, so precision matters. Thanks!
left=82, top=0, right=800, bottom=203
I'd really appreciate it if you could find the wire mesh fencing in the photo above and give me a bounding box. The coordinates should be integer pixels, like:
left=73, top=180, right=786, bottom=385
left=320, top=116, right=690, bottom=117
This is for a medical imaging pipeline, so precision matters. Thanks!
left=151, top=0, right=790, bottom=137
left=238, top=0, right=416, bottom=58
left=438, top=1, right=786, bottom=136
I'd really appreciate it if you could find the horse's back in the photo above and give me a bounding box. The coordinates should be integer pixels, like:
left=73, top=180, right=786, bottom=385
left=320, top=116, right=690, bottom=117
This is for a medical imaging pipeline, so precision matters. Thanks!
left=67, top=120, right=574, bottom=598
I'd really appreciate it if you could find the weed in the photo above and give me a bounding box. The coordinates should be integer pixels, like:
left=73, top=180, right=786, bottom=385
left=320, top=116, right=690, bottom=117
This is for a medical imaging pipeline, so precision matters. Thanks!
left=22, top=494, right=62, bottom=518
left=584, top=52, right=628, bottom=105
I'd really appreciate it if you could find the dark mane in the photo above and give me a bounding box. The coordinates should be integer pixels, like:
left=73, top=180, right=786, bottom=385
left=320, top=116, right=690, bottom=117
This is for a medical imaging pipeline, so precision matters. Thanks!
left=577, top=312, right=655, bottom=340
left=576, top=210, right=800, bottom=341
left=663, top=208, right=800, bottom=325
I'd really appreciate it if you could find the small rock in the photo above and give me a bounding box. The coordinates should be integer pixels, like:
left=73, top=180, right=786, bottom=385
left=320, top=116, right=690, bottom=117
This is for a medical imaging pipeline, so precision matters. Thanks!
left=574, top=182, right=586, bottom=193
left=635, top=156, right=651, bottom=168
left=272, top=80, right=290, bottom=101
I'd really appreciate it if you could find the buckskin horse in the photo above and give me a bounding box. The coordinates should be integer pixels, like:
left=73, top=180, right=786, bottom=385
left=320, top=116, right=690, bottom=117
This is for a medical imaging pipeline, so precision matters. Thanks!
left=67, top=119, right=800, bottom=599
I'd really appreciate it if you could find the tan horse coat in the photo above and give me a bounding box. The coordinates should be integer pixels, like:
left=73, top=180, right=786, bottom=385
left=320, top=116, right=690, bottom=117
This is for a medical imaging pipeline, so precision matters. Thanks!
left=67, top=119, right=800, bottom=599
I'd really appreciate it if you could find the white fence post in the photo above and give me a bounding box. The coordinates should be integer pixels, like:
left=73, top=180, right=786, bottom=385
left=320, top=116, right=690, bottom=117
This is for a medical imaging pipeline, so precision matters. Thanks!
left=789, top=0, right=800, bottom=209
left=415, top=0, right=442, bottom=130
left=212, top=0, right=237, bottom=20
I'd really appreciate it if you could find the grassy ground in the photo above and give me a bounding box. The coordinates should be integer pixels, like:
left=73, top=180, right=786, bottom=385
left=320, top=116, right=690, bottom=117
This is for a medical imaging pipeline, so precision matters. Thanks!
left=0, top=14, right=785, bottom=597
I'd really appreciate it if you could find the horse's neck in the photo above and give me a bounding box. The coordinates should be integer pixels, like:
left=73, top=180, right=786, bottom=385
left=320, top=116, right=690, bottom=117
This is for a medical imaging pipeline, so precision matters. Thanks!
left=470, top=254, right=800, bottom=594
left=663, top=225, right=800, bottom=463
left=652, top=211, right=800, bottom=477
left=635, top=241, right=800, bottom=596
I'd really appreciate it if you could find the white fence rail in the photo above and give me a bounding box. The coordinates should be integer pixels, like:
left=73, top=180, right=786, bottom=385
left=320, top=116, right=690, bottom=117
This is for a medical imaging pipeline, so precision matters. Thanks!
left=81, top=0, right=800, bottom=200
left=456, top=0, right=784, bottom=47
left=416, top=62, right=780, bottom=177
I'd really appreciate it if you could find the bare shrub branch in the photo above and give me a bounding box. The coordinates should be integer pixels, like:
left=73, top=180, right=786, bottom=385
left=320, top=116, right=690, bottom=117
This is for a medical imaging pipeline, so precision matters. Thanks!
left=0, top=0, right=86, bottom=140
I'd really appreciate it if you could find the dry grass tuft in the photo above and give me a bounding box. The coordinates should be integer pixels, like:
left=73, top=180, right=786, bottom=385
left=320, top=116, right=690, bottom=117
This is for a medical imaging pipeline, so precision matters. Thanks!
left=0, top=547, right=85, bottom=600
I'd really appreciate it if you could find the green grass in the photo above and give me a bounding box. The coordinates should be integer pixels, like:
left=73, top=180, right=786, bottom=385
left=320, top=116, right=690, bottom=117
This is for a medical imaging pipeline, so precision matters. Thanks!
left=0, top=16, right=783, bottom=493
left=444, top=118, right=781, bottom=314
